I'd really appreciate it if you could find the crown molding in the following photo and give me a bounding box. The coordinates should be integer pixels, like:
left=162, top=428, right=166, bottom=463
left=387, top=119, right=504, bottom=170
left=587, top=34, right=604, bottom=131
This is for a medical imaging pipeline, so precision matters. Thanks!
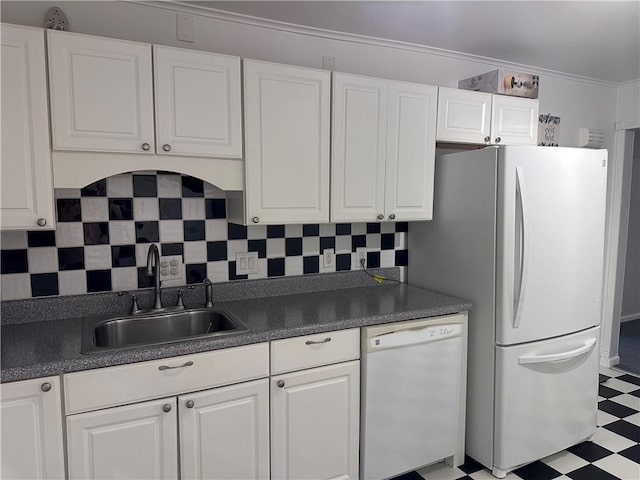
left=129, top=0, right=620, bottom=88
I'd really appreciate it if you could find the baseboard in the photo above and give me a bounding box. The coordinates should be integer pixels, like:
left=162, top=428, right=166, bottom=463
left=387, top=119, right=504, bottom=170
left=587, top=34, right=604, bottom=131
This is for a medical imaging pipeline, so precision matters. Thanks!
left=600, top=350, right=620, bottom=368
left=621, top=313, right=640, bottom=323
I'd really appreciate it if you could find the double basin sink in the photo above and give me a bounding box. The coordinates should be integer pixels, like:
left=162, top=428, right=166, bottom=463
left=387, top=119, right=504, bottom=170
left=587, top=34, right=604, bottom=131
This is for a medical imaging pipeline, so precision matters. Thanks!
left=82, top=308, right=248, bottom=354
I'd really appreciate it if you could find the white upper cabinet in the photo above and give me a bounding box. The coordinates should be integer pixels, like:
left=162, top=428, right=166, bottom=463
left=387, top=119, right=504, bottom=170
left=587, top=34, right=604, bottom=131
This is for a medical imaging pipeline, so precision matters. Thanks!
left=1, top=24, right=55, bottom=231
left=437, top=87, right=538, bottom=145
left=47, top=30, right=155, bottom=154
left=153, top=45, right=242, bottom=158
left=332, top=73, right=437, bottom=222
left=243, top=59, right=331, bottom=224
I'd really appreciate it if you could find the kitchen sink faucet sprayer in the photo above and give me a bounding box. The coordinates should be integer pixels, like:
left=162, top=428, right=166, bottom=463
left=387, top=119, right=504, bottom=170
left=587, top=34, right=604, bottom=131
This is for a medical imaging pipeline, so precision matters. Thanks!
left=146, top=244, right=163, bottom=310
left=204, top=278, right=214, bottom=308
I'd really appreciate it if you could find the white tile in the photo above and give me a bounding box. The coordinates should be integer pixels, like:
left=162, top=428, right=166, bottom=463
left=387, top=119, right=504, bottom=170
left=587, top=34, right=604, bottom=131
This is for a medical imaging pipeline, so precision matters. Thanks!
left=133, top=198, right=159, bottom=221
left=285, top=256, right=303, bottom=276
left=84, top=245, right=112, bottom=270
left=366, top=233, right=381, bottom=249
left=207, top=261, right=228, bottom=283
left=227, top=240, right=248, bottom=260
left=0, top=231, right=27, bottom=249
left=204, top=182, right=225, bottom=198
left=110, top=267, right=138, bottom=292
left=351, top=223, right=366, bottom=235
left=55, top=188, right=81, bottom=199
left=380, top=249, right=396, bottom=267
left=136, top=244, right=151, bottom=266
left=319, top=223, right=335, bottom=236
left=335, top=235, right=351, bottom=254
left=592, top=424, right=636, bottom=452
left=0, top=273, right=31, bottom=300
left=55, top=223, right=84, bottom=247
left=81, top=197, right=109, bottom=222
left=267, top=238, right=285, bottom=258
left=396, top=231, right=407, bottom=248
left=541, top=450, right=589, bottom=474
left=206, top=219, right=228, bottom=241
left=398, top=266, right=407, bottom=282
left=58, top=270, right=87, bottom=296
left=623, top=412, right=640, bottom=426
left=416, top=461, right=465, bottom=480
left=380, top=222, right=395, bottom=233
left=593, top=453, right=640, bottom=479
left=183, top=241, right=207, bottom=264
left=157, top=173, right=182, bottom=197
left=159, top=220, right=184, bottom=243
left=27, top=247, right=58, bottom=274
left=109, top=221, right=136, bottom=245
left=602, top=377, right=640, bottom=393
left=302, top=236, right=319, bottom=255
left=285, top=224, right=303, bottom=237
left=181, top=198, right=205, bottom=220
left=597, top=409, right=619, bottom=426
left=107, top=174, right=133, bottom=197
left=610, top=393, right=640, bottom=411
left=247, top=225, right=267, bottom=240
left=600, top=367, right=626, bottom=377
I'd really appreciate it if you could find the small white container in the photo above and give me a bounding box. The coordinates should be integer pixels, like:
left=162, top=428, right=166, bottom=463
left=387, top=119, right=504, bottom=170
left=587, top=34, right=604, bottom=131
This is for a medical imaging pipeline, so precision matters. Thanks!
left=459, top=69, right=539, bottom=98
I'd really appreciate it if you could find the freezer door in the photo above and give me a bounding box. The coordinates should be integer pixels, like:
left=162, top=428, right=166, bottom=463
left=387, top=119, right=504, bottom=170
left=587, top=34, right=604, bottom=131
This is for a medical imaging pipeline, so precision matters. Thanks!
left=494, top=326, right=600, bottom=472
left=496, top=147, right=607, bottom=345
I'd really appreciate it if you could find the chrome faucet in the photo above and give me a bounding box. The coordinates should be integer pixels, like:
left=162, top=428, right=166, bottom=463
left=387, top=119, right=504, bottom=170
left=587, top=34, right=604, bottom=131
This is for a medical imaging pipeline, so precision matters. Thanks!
left=146, top=244, right=163, bottom=310
left=204, top=278, right=214, bottom=308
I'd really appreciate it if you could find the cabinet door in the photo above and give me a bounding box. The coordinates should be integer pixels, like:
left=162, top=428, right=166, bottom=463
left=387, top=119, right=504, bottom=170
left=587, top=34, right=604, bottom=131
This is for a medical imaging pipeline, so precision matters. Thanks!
left=67, top=398, right=178, bottom=480
left=180, top=379, right=269, bottom=480
left=385, top=81, right=438, bottom=221
left=331, top=73, right=387, bottom=222
left=271, top=361, right=360, bottom=480
left=154, top=45, right=242, bottom=158
left=1, top=24, right=55, bottom=230
left=1, top=376, right=65, bottom=480
left=436, top=87, right=492, bottom=144
left=491, top=95, right=539, bottom=145
left=244, top=60, right=330, bottom=224
left=48, top=30, right=154, bottom=154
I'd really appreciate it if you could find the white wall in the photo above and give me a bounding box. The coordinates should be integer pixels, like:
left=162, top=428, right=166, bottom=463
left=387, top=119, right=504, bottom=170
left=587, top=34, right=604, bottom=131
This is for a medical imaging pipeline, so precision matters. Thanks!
left=616, top=80, right=640, bottom=129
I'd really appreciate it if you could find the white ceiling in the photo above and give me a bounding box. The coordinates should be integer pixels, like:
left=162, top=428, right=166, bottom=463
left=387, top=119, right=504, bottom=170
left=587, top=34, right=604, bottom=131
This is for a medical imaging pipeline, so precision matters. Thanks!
left=185, top=1, right=640, bottom=83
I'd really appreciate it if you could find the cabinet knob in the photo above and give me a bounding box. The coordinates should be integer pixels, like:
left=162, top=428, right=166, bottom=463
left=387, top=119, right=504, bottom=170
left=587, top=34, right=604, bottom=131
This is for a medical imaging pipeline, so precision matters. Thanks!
left=162, top=404, right=172, bottom=413
left=388, top=214, right=396, bottom=220
left=252, top=216, right=260, bottom=223
left=277, top=380, right=285, bottom=388
left=37, top=218, right=47, bottom=227
left=185, top=400, right=195, bottom=409
left=162, top=144, right=172, bottom=152
left=495, top=137, right=501, bottom=143
left=40, top=382, right=52, bottom=392
left=141, top=143, right=151, bottom=151
left=484, top=136, right=491, bottom=143
left=377, top=214, right=384, bottom=220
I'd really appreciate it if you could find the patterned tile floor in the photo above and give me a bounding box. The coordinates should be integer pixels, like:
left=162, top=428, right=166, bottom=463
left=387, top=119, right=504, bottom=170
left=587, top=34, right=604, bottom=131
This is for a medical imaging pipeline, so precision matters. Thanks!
left=394, top=367, right=640, bottom=480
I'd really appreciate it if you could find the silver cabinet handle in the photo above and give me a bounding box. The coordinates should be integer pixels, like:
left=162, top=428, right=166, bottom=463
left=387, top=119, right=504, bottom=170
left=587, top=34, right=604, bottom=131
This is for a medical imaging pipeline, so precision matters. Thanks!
left=163, top=404, right=172, bottom=413
left=163, top=144, right=171, bottom=152
left=388, top=214, right=396, bottom=220
left=484, top=136, right=491, bottom=143
left=305, top=337, right=331, bottom=345
left=158, top=360, right=194, bottom=371
left=185, top=400, right=195, bottom=409
left=377, top=214, right=384, bottom=220
left=495, top=137, right=501, bottom=143
left=277, top=380, right=285, bottom=388
left=142, top=143, right=151, bottom=151
left=37, top=218, right=47, bottom=227
left=41, top=382, right=52, bottom=392
left=252, top=216, right=259, bottom=223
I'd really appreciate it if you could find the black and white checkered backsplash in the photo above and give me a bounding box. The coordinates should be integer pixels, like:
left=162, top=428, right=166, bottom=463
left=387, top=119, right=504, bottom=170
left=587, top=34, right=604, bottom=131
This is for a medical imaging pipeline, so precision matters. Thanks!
left=0, top=172, right=409, bottom=300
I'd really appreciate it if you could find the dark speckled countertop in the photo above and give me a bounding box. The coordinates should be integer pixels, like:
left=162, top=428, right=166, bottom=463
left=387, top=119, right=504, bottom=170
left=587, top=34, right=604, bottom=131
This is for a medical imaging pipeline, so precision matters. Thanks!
left=1, top=269, right=471, bottom=382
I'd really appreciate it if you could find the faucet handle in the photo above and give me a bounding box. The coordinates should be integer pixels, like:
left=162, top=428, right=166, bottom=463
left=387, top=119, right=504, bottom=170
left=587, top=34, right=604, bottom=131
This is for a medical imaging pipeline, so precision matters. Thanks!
left=203, top=279, right=214, bottom=308
left=176, top=286, right=195, bottom=309
left=118, top=291, right=141, bottom=315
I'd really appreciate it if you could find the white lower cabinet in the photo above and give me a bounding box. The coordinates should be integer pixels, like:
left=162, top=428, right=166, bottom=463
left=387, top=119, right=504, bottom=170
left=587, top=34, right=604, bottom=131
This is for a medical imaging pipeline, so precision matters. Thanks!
left=0, top=376, right=65, bottom=480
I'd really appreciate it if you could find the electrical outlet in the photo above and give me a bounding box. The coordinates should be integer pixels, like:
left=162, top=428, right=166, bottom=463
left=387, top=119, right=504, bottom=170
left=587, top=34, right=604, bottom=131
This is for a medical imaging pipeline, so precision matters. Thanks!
left=176, top=13, right=195, bottom=42
left=159, top=255, right=183, bottom=281
left=236, top=252, right=259, bottom=275
left=356, top=247, right=367, bottom=269
left=323, top=248, right=335, bottom=268
left=322, top=55, right=335, bottom=70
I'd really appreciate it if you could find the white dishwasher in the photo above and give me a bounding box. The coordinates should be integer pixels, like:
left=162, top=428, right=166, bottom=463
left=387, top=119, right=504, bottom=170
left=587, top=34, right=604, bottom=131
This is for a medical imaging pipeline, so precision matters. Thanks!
left=360, top=313, right=467, bottom=480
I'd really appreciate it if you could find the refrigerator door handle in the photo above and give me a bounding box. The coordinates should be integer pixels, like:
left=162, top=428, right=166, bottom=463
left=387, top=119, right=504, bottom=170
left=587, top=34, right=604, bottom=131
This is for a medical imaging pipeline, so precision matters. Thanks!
left=513, top=166, right=529, bottom=329
left=517, top=338, right=596, bottom=364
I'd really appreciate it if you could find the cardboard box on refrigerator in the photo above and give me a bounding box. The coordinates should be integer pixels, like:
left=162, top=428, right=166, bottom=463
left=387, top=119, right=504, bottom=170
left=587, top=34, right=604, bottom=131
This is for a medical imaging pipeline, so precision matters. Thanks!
left=458, top=69, right=539, bottom=98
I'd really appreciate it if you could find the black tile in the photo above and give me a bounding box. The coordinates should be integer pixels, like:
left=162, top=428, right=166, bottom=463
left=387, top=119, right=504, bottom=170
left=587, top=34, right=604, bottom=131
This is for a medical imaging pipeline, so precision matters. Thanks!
left=454, top=477, right=474, bottom=480
left=285, top=238, right=303, bottom=256
left=319, top=237, right=335, bottom=252
left=205, top=199, right=226, bottom=219
left=83, top=222, right=109, bottom=245
left=159, top=198, right=182, bottom=220
left=135, top=221, right=159, bottom=243
left=302, top=224, right=319, bottom=236
left=367, top=251, right=381, bottom=268
left=395, top=222, right=409, bottom=232
left=618, top=374, right=640, bottom=387
left=619, top=443, right=640, bottom=463
left=351, top=235, right=366, bottom=251
left=57, top=199, right=82, bottom=222
left=248, top=239, right=267, bottom=258
left=335, top=223, right=351, bottom=235
left=184, top=220, right=205, bottom=241
left=185, top=264, right=206, bottom=284
left=567, top=441, right=613, bottom=462
left=108, top=198, right=133, bottom=221
left=630, top=388, right=640, bottom=398
left=1, top=249, right=28, bottom=274
left=395, top=249, right=408, bottom=266
left=111, top=245, right=136, bottom=267
left=161, top=243, right=183, bottom=256
left=58, top=247, right=85, bottom=271
left=207, top=241, right=228, bottom=262
left=599, top=385, right=623, bottom=398
left=602, top=419, right=640, bottom=442
left=30, top=273, right=58, bottom=297
left=86, top=270, right=112, bottom=292
left=268, top=258, right=285, bottom=277
left=228, top=261, right=248, bottom=281
left=133, top=175, right=157, bottom=197
left=366, top=223, right=381, bottom=234
left=513, top=460, right=561, bottom=480
left=81, top=179, right=107, bottom=197
left=381, top=233, right=395, bottom=250
left=137, top=267, right=153, bottom=288
left=566, top=464, right=620, bottom=480
left=267, top=225, right=285, bottom=238
left=27, top=231, right=56, bottom=247
left=336, top=253, right=351, bottom=271
left=182, top=176, right=204, bottom=197
left=228, top=223, right=247, bottom=240
left=599, top=374, right=610, bottom=384
left=458, top=455, right=484, bottom=474
left=389, top=472, right=423, bottom=480
left=598, top=399, right=638, bottom=418
left=303, top=256, right=319, bottom=274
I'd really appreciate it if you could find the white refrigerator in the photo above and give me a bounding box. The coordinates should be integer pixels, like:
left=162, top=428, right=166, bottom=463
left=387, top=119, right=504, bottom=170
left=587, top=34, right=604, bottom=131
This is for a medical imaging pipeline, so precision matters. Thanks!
left=408, top=146, right=608, bottom=478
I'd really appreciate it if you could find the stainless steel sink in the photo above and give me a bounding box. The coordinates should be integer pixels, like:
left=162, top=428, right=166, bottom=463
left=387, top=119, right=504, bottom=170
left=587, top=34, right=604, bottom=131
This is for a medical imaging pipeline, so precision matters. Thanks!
left=82, top=308, right=248, bottom=354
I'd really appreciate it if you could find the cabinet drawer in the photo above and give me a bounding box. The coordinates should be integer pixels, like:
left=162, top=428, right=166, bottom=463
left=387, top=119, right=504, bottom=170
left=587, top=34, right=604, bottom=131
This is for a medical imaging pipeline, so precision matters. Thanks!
left=270, top=328, right=360, bottom=375
left=64, top=343, right=269, bottom=414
